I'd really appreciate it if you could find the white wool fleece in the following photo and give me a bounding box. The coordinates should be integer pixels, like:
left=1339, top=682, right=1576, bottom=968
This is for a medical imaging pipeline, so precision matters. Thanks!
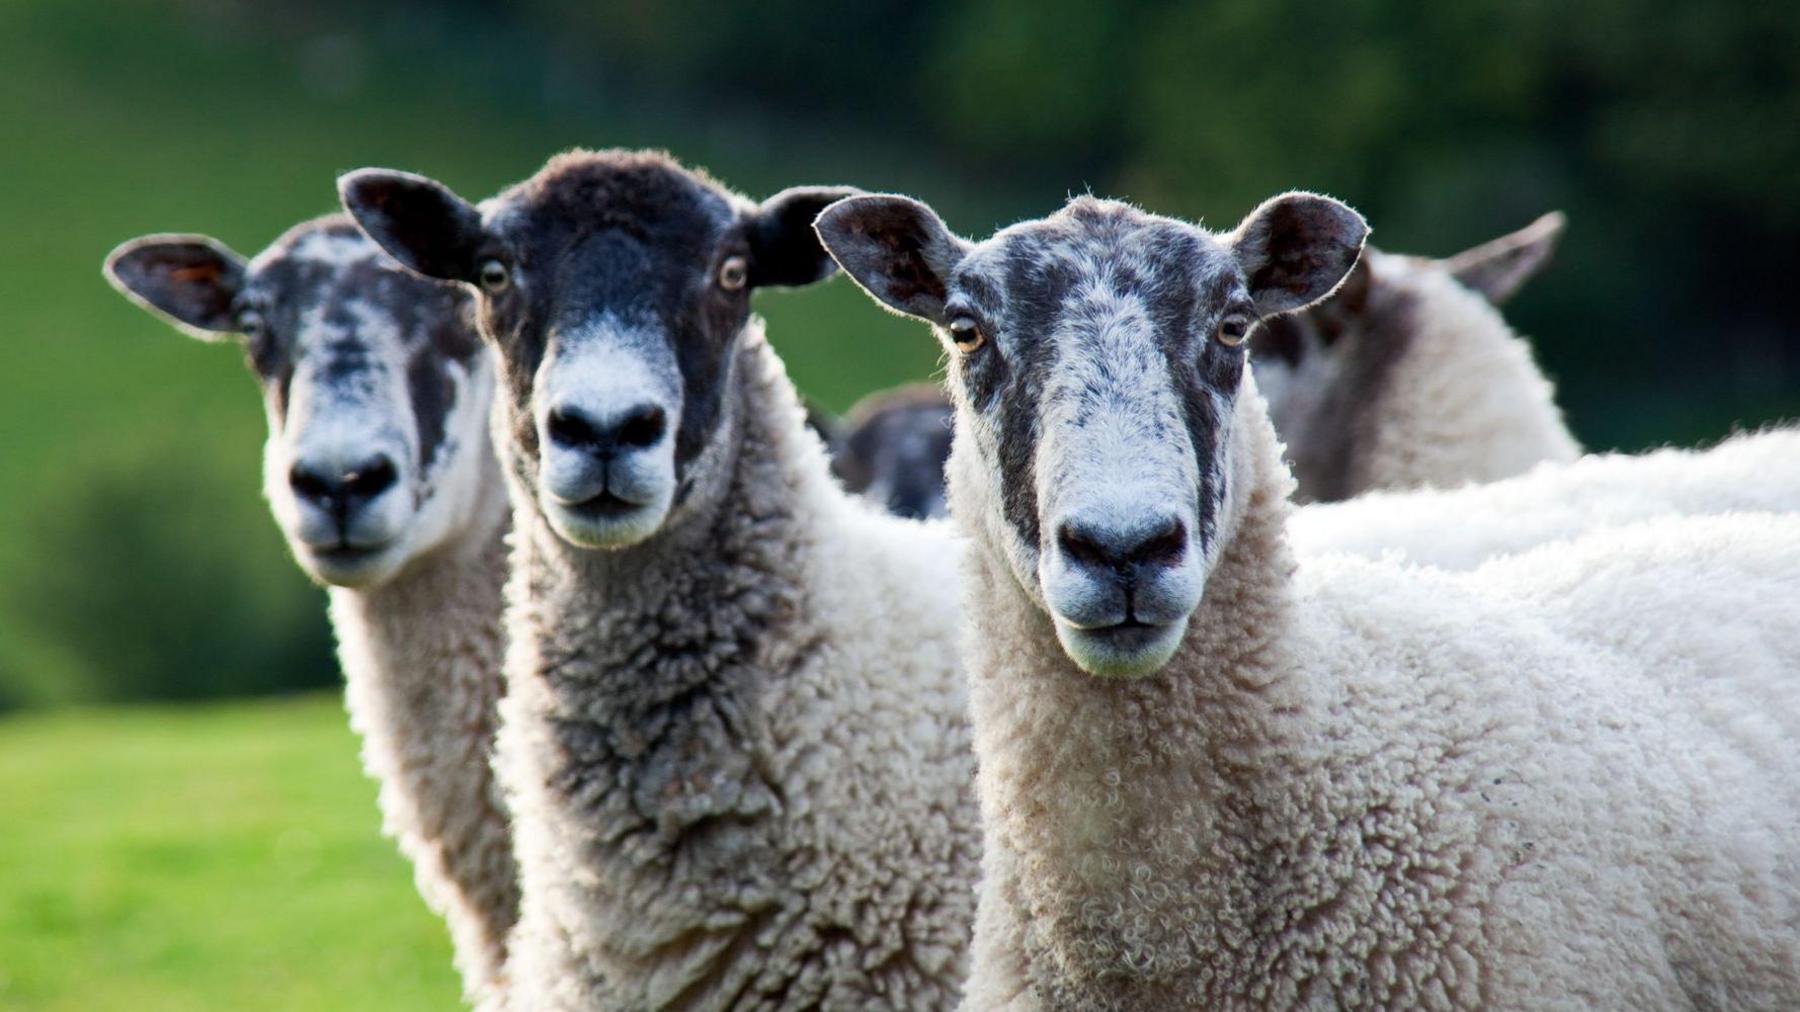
left=958, top=379, right=1800, bottom=1010
left=1290, top=425, right=1800, bottom=571
left=495, top=323, right=980, bottom=1011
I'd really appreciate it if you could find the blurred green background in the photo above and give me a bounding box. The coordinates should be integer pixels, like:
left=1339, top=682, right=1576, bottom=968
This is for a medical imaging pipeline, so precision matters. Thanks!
left=1, top=0, right=1795, bottom=1006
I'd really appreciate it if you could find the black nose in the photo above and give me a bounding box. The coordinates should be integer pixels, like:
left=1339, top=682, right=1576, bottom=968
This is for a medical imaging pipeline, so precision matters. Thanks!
left=290, top=455, right=399, bottom=512
left=547, top=403, right=668, bottom=458
left=1057, top=515, right=1188, bottom=579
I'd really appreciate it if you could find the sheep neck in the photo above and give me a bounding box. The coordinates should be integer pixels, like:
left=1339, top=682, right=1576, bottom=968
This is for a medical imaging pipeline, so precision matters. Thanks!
left=963, top=390, right=1315, bottom=1008
left=328, top=443, right=516, bottom=1001
left=498, top=330, right=841, bottom=990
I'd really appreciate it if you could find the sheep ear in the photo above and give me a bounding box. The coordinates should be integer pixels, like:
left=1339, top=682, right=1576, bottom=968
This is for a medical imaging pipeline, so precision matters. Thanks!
left=747, top=186, right=864, bottom=288
left=1440, top=211, right=1566, bottom=306
left=1229, top=192, right=1369, bottom=317
left=103, top=234, right=247, bottom=341
left=339, top=168, right=486, bottom=284
left=814, top=194, right=971, bottom=325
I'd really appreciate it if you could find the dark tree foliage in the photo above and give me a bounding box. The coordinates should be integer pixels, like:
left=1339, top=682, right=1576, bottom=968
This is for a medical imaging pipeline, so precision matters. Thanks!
left=11, top=455, right=337, bottom=704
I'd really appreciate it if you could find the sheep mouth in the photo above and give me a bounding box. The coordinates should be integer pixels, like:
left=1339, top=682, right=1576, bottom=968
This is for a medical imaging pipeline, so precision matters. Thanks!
left=1085, top=618, right=1173, bottom=650
left=567, top=490, right=648, bottom=520
left=301, top=539, right=402, bottom=587
left=1053, top=616, right=1189, bottom=679
left=545, top=487, right=674, bottom=551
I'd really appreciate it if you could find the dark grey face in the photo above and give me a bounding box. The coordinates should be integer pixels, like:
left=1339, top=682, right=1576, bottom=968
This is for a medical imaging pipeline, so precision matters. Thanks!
left=831, top=385, right=955, bottom=520
left=340, top=150, right=857, bottom=550
left=819, top=192, right=1367, bottom=677
left=103, top=217, right=491, bottom=587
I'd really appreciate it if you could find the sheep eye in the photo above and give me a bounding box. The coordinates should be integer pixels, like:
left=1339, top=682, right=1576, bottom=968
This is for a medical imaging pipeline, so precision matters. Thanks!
left=947, top=316, right=986, bottom=353
left=478, top=259, right=511, bottom=293
left=236, top=308, right=266, bottom=337
left=718, top=255, right=749, bottom=291
left=1216, top=314, right=1252, bottom=347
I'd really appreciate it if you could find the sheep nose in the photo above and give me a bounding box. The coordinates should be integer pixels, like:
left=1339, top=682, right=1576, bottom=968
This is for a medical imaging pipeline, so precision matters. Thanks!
left=546, top=402, right=668, bottom=459
left=290, top=454, right=400, bottom=512
left=1056, top=513, right=1188, bottom=582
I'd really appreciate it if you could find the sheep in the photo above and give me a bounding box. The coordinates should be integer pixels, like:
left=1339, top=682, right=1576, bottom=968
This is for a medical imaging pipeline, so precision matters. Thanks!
left=1291, top=424, right=1800, bottom=570
left=817, top=190, right=1800, bottom=1010
left=1252, top=213, right=1578, bottom=502
left=829, top=383, right=957, bottom=519
left=103, top=217, right=517, bottom=1005
left=340, top=149, right=980, bottom=1011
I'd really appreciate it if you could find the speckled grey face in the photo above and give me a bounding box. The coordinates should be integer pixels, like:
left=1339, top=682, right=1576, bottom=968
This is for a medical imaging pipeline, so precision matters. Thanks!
left=819, top=191, right=1367, bottom=677
left=338, top=151, right=858, bottom=552
left=104, top=217, right=491, bottom=587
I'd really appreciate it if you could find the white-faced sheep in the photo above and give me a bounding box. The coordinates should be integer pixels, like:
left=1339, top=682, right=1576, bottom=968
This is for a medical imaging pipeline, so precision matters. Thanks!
left=819, top=191, right=1800, bottom=1010
left=1253, top=213, right=1578, bottom=501
left=341, top=150, right=979, bottom=1011
left=104, top=218, right=517, bottom=1004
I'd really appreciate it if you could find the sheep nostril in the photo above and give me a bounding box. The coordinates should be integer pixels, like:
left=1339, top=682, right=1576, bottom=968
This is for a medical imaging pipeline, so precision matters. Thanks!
left=616, top=404, right=667, bottom=450
left=343, top=457, right=399, bottom=500
left=289, top=464, right=336, bottom=506
left=547, top=407, right=604, bottom=450
left=1057, top=522, right=1114, bottom=571
left=1127, top=518, right=1188, bottom=569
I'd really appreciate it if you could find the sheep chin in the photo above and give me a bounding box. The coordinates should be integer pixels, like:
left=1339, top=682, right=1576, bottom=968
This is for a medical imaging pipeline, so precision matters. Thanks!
left=1053, top=616, right=1188, bottom=679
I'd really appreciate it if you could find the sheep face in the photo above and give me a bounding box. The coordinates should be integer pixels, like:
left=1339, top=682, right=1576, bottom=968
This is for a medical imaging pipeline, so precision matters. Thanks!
left=340, top=151, right=856, bottom=551
left=819, top=192, right=1366, bottom=677
left=104, top=218, right=492, bottom=588
left=831, top=385, right=956, bottom=520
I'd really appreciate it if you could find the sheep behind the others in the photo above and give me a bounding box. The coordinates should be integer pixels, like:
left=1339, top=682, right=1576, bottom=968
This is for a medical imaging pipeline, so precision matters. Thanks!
left=1254, top=213, right=1579, bottom=502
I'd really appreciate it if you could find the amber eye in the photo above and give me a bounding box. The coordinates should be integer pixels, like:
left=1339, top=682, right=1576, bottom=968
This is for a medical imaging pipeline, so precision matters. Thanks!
left=236, top=308, right=266, bottom=337
left=1216, top=313, right=1252, bottom=347
left=718, top=255, right=749, bottom=291
left=947, top=316, right=986, bottom=353
left=478, top=259, right=511, bottom=293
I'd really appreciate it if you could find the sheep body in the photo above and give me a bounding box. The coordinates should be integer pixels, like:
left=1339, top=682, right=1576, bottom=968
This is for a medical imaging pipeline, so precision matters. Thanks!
left=960, top=382, right=1800, bottom=1011
left=1290, top=425, right=1800, bottom=570
left=497, top=326, right=978, bottom=1010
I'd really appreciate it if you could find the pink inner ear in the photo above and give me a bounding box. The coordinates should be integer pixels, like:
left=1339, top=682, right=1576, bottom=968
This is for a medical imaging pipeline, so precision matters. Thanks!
left=170, top=264, right=222, bottom=285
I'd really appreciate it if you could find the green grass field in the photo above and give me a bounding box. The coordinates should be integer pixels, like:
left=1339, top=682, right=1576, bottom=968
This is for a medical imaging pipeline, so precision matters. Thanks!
left=0, top=695, right=462, bottom=1010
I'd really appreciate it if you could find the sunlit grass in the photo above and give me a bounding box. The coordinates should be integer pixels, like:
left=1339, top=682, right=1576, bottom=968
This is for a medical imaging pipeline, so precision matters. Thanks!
left=0, top=695, right=461, bottom=1010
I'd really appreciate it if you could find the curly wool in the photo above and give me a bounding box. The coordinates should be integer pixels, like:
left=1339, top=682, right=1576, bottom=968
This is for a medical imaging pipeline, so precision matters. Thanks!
left=958, top=377, right=1800, bottom=1010
left=1289, top=425, right=1800, bottom=570
left=331, top=482, right=518, bottom=1004
left=495, top=323, right=979, bottom=1011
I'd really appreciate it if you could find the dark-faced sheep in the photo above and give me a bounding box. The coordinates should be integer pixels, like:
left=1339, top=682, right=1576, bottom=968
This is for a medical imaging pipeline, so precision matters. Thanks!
left=342, top=151, right=979, bottom=1011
